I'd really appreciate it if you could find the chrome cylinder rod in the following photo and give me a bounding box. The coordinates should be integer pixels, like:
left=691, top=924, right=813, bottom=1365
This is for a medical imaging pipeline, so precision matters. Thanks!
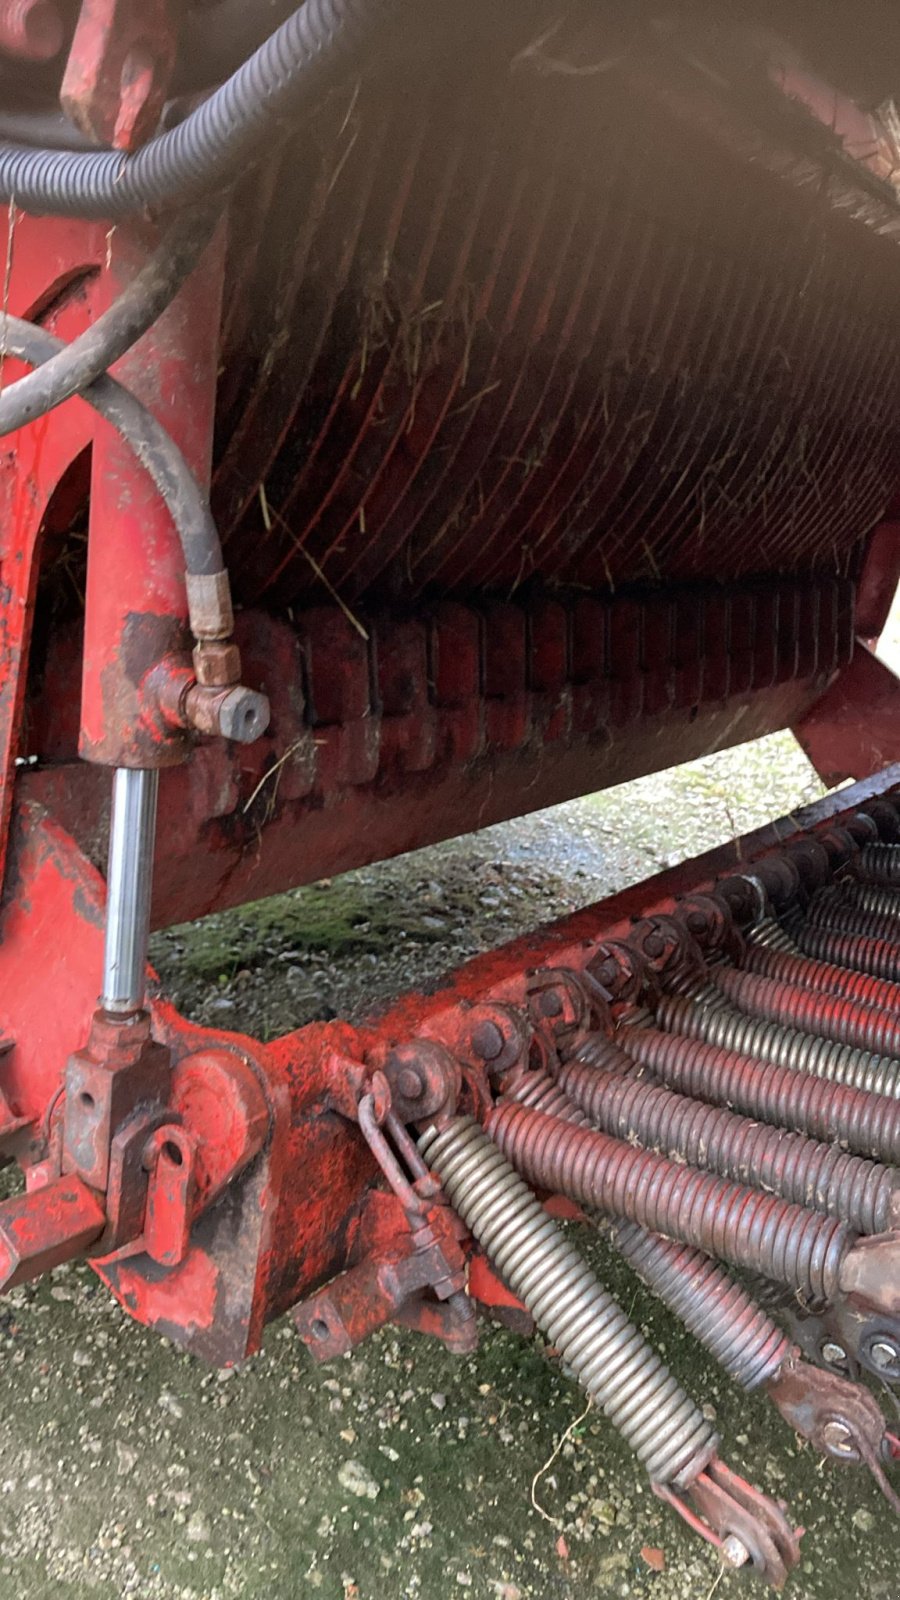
left=101, top=767, right=159, bottom=1014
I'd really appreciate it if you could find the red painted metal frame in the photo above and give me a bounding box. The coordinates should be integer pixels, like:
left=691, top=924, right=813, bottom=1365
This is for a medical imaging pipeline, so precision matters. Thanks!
left=793, top=642, right=900, bottom=787
left=0, top=765, right=897, bottom=1365
left=17, top=574, right=858, bottom=925
left=0, top=156, right=897, bottom=1369
left=0, top=209, right=227, bottom=899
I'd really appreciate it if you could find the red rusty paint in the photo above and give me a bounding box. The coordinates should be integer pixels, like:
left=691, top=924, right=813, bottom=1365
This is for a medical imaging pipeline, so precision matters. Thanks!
left=18, top=573, right=858, bottom=927
left=0, top=1175, right=105, bottom=1289
left=79, top=221, right=226, bottom=768
left=60, top=0, right=177, bottom=150
left=0, top=766, right=897, bottom=1365
left=794, top=642, right=900, bottom=787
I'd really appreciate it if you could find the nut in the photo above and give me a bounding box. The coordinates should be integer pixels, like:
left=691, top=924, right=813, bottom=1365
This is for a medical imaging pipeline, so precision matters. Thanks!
left=820, top=1420, right=855, bottom=1457
left=868, top=1338, right=900, bottom=1373
left=471, top=1021, right=505, bottom=1062
left=820, top=1340, right=847, bottom=1367
left=193, top=641, right=242, bottom=688
left=185, top=683, right=270, bottom=743
left=396, top=1068, right=425, bottom=1101
left=218, top=687, right=270, bottom=744
left=720, top=1535, right=750, bottom=1570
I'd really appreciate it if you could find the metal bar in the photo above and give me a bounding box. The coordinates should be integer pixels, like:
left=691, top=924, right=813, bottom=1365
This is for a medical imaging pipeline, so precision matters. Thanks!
left=101, top=766, right=159, bottom=1014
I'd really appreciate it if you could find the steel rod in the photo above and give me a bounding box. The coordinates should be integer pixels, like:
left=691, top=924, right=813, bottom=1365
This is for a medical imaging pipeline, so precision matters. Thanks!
left=101, top=767, right=159, bottom=1014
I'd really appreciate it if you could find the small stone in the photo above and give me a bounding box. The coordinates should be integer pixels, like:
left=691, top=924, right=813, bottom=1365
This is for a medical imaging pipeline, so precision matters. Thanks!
left=158, top=1391, right=184, bottom=1419
left=430, top=1392, right=447, bottom=1411
left=852, top=1508, right=876, bottom=1533
left=456, top=1573, right=472, bottom=1587
left=115, top=1442, right=138, bottom=1478
left=186, top=1513, right=211, bottom=1544
left=72, top=1349, right=92, bottom=1368
left=337, top=1460, right=380, bottom=1500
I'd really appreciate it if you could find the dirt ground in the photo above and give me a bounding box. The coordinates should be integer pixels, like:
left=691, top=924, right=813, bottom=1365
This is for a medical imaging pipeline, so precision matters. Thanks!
left=3, top=691, right=900, bottom=1596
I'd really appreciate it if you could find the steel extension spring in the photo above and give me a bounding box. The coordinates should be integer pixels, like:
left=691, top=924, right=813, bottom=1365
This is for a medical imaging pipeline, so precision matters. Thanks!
left=418, top=1116, right=717, bottom=1486
left=486, top=1101, right=851, bottom=1303
left=657, top=991, right=900, bottom=1101
left=561, top=1043, right=897, bottom=1234
left=857, top=842, right=900, bottom=887
left=622, top=1024, right=900, bottom=1165
left=795, top=922, right=900, bottom=984
left=713, top=966, right=900, bottom=1072
left=740, top=943, right=900, bottom=1014
left=503, top=1069, right=793, bottom=1392
left=816, top=880, right=900, bottom=923
left=744, top=917, right=804, bottom=956
left=612, top=1222, right=792, bottom=1392
left=804, top=897, right=900, bottom=945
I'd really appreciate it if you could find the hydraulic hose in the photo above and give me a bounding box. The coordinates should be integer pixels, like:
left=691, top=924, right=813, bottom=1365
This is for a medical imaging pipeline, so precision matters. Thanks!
left=0, top=202, right=219, bottom=438
left=0, top=0, right=416, bottom=219
left=0, top=311, right=224, bottom=606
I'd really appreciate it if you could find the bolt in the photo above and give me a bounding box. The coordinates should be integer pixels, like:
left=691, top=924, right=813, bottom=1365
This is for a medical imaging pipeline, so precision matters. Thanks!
left=821, top=1340, right=847, bottom=1367
left=685, top=911, right=708, bottom=935
left=721, top=1535, right=751, bottom=1569
left=820, top=1420, right=855, bottom=1456
left=396, top=1067, right=424, bottom=1101
left=643, top=932, right=666, bottom=959
left=539, top=990, right=564, bottom=1019
left=868, top=1339, right=900, bottom=1372
left=471, top=1021, right=505, bottom=1062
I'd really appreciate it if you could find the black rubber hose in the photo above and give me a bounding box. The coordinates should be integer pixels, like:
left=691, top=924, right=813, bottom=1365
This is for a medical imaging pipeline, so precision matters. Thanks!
left=0, top=202, right=219, bottom=437
left=0, top=312, right=221, bottom=576
left=0, top=0, right=415, bottom=219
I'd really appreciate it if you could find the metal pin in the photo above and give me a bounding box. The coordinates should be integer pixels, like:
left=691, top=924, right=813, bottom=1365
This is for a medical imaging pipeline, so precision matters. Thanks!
left=101, top=767, right=159, bottom=1015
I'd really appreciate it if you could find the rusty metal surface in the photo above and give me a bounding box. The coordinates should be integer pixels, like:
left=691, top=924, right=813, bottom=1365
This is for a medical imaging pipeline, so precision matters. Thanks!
left=60, top=0, right=177, bottom=150
left=19, top=575, right=855, bottom=924
left=213, top=43, right=900, bottom=610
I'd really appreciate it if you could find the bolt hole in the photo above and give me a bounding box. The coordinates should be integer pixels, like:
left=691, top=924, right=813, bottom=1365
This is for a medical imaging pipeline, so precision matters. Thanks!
left=79, top=1091, right=95, bottom=1111
left=161, top=1139, right=184, bottom=1167
left=310, top=1317, right=330, bottom=1341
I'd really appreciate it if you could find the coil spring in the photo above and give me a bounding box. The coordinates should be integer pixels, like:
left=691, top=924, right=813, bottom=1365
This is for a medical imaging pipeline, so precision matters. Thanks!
left=796, top=922, right=900, bottom=984
left=558, top=1053, right=896, bottom=1235
left=740, top=943, right=900, bottom=1014
left=714, top=966, right=900, bottom=1075
left=745, top=917, right=804, bottom=956
left=660, top=970, right=728, bottom=1007
left=823, top=880, right=900, bottom=923
left=857, top=842, right=900, bottom=886
left=500, top=1072, right=796, bottom=1392
left=612, top=1222, right=791, bottom=1392
left=623, top=1023, right=900, bottom=1166
left=656, top=992, right=900, bottom=1101
left=804, top=898, right=900, bottom=945
left=742, top=1272, right=828, bottom=1319
left=503, top=1067, right=592, bottom=1122
left=486, top=1101, right=851, bottom=1304
left=418, top=1116, right=718, bottom=1486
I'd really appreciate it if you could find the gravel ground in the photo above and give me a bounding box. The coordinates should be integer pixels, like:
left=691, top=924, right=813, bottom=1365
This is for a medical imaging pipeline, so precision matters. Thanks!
left=4, top=657, right=900, bottom=1596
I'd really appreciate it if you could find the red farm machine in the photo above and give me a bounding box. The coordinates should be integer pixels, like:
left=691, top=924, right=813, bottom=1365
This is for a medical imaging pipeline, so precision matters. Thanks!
left=1, top=1, right=900, bottom=1584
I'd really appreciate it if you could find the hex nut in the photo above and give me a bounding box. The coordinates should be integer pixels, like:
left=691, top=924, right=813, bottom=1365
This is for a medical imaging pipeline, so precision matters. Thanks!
left=217, top=688, right=270, bottom=744
left=193, top=641, right=242, bottom=688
